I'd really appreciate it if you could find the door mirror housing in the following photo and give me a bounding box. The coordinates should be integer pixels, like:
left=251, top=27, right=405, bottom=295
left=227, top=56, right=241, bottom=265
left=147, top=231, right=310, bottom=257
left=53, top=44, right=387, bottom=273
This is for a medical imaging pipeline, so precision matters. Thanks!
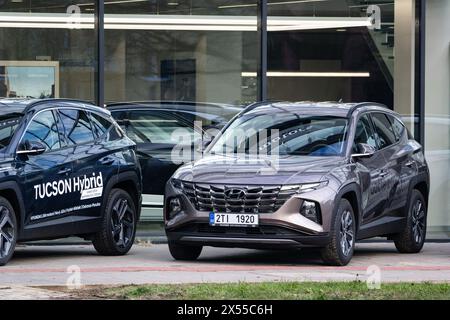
left=17, top=140, right=46, bottom=156
left=352, top=143, right=376, bottom=159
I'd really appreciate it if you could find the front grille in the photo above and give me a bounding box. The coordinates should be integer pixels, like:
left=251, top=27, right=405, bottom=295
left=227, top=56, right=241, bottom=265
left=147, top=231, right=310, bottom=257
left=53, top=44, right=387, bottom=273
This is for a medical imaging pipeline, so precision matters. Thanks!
left=180, top=182, right=299, bottom=213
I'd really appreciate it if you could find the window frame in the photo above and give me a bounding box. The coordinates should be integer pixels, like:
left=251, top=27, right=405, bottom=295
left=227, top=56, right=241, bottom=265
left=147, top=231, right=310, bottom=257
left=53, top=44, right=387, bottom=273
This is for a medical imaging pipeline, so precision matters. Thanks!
left=367, top=111, right=403, bottom=151
left=352, top=112, right=379, bottom=153
left=17, top=109, right=63, bottom=154
left=123, top=109, right=198, bottom=145
left=89, top=111, right=118, bottom=141
left=385, top=113, right=407, bottom=142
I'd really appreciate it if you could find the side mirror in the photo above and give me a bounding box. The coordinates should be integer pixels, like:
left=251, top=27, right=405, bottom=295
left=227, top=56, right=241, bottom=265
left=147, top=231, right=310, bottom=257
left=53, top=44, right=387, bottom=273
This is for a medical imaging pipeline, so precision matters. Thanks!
left=17, top=140, right=46, bottom=156
left=352, top=143, right=376, bottom=159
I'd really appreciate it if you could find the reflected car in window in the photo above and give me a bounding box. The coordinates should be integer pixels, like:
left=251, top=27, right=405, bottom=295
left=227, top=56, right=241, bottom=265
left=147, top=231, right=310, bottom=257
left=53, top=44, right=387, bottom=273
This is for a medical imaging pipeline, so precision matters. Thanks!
left=107, top=101, right=242, bottom=221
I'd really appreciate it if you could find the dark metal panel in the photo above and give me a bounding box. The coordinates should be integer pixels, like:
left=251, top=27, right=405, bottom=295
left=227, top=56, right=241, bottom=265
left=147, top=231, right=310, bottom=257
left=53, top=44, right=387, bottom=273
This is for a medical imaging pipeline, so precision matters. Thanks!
left=95, top=0, right=105, bottom=107
left=257, top=0, right=268, bottom=102
left=414, top=0, right=426, bottom=146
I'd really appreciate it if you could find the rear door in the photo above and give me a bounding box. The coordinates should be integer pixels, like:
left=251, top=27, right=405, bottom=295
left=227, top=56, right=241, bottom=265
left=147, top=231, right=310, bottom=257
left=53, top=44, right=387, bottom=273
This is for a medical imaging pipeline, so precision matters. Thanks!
left=56, top=108, right=120, bottom=221
left=376, top=113, right=413, bottom=212
left=370, top=112, right=403, bottom=215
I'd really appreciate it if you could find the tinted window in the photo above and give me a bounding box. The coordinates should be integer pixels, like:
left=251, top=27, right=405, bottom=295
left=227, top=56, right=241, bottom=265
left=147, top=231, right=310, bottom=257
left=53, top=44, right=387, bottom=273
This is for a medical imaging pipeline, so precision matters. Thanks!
left=22, top=111, right=60, bottom=152
left=59, top=109, right=94, bottom=145
left=0, top=115, right=21, bottom=151
left=90, top=112, right=113, bottom=138
left=371, top=113, right=397, bottom=149
left=387, top=115, right=406, bottom=142
left=353, top=114, right=378, bottom=152
left=127, top=111, right=194, bottom=144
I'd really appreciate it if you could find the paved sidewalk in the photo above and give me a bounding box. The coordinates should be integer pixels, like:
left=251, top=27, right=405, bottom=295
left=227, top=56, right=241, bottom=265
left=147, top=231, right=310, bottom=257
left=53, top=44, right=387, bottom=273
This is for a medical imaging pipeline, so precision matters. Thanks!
left=0, top=286, right=73, bottom=300
left=1, top=243, right=449, bottom=294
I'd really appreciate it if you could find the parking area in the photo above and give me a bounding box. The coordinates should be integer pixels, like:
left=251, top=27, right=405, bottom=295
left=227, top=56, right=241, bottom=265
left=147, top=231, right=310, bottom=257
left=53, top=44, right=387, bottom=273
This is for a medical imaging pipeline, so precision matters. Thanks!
left=1, top=242, right=449, bottom=290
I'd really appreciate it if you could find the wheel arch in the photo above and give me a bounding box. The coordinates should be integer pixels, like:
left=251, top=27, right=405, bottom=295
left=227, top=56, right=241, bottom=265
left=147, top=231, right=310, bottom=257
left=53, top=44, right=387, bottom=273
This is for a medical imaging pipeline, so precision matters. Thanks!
left=335, top=183, right=362, bottom=235
left=102, top=171, right=142, bottom=221
left=0, top=181, right=25, bottom=235
left=405, top=173, right=429, bottom=210
left=413, top=180, right=429, bottom=205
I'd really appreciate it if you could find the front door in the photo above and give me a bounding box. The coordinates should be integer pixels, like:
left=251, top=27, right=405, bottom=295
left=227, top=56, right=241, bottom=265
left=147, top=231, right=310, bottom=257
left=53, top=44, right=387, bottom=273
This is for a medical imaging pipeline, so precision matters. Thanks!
left=16, top=110, right=74, bottom=228
left=352, top=113, right=388, bottom=224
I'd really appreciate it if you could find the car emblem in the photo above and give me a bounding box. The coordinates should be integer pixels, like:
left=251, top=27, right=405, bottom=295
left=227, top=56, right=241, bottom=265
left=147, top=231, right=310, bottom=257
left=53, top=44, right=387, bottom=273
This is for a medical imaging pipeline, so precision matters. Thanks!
left=224, top=188, right=246, bottom=200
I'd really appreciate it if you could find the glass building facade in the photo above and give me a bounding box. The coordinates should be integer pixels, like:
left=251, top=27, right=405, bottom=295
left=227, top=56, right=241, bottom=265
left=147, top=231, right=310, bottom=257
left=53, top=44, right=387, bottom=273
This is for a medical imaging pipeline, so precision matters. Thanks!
left=0, top=0, right=448, bottom=237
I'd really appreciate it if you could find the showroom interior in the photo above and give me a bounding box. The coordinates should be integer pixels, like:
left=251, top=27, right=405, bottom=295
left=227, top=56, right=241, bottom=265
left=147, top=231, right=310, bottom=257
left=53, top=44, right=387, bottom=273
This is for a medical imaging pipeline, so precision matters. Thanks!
left=0, top=0, right=448, bottom=238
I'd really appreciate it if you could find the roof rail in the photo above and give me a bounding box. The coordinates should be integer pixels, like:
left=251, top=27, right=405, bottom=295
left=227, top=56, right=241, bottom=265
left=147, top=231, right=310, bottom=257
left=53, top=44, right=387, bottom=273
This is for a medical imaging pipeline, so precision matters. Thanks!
left=346, top=102, right=389, bottom=116
left=25, top=98, right=97, bottom=112
left=106, top=100, right=236, bottom=108
left=242, top=100, right=283, bottom=113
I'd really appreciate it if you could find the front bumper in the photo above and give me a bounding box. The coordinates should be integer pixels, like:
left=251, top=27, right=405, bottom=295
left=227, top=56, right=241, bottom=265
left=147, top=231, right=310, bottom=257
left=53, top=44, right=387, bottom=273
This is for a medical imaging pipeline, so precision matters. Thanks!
left=166, top=222, right=330, bottom=249
left=164, top=181, right=337, bottom=249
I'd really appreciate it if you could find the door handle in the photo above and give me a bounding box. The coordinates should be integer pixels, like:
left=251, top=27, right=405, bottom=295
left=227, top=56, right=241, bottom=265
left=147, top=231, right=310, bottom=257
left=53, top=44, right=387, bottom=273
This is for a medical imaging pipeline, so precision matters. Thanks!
left=58, top=167, right=72, bottom=175
left=99, top=157, right=114, bottom=166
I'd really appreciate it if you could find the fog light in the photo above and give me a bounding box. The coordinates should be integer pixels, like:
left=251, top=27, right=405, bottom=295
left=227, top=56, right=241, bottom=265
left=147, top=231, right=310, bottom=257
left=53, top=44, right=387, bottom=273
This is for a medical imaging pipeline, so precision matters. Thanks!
left=169, top=197, right=182, bottom=219
left=300, top=200, right=321, bottom=224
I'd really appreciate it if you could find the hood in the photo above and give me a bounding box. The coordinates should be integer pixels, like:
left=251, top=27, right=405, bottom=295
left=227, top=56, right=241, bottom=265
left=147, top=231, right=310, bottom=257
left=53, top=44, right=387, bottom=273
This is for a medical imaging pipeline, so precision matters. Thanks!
left=173, top=154, right=345, bottom=185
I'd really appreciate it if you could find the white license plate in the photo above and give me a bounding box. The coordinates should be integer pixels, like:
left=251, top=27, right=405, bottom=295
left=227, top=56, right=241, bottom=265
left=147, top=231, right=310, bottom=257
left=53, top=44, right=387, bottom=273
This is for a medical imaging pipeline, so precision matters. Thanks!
left=209, top=212, right=259, bottom=227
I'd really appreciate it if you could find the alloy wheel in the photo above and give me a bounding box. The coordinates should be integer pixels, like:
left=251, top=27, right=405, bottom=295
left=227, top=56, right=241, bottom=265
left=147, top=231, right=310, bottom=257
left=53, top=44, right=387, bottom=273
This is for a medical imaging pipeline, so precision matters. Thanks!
left=0, top=206, right=15, bottom=259
left=411, top=199, right=426, bottom=244
left=339, top=210, right=354, bottom=257
left=111, top=198, right=135, bottom=248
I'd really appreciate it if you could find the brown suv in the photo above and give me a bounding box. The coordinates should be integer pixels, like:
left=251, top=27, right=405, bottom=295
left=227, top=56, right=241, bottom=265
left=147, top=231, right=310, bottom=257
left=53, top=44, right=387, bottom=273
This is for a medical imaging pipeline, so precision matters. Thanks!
left=164, top=102, right=430, bottom=266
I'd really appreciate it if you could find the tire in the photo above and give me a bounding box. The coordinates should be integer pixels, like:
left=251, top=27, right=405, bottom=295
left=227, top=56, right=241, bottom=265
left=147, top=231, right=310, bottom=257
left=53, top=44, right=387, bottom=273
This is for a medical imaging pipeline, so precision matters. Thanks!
left=0, top=196, right=17, bottom=267
left=93, top=189, right=137, bottom=256
left=321, top=199, right=356, bottom=266
left=168, top=241, right=202, bottom=261
left=394, top=190, right=427, bottom=253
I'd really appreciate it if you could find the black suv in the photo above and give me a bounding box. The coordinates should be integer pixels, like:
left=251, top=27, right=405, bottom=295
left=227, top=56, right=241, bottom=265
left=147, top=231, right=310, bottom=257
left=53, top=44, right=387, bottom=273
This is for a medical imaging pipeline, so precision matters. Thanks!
left=108, top=101, right=241, bottom=221
left=0, top=99, right=142, bottom=266
left=165, top=102, right=430, bottom=266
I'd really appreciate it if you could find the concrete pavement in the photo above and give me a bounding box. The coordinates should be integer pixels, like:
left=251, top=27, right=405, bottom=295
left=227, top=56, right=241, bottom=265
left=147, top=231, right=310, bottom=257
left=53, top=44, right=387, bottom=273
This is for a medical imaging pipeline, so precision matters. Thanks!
left=0, top=242, right=449, bottom=294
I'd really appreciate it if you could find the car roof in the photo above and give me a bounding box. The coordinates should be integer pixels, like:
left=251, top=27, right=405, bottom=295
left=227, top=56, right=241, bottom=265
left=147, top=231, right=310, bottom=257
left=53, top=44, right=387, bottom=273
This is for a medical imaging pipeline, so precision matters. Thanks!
left=0, top=98, right=109, bottom=117
left=107, top=101, right=242, bottom=115
left=243, top=101, right=393, bottom=118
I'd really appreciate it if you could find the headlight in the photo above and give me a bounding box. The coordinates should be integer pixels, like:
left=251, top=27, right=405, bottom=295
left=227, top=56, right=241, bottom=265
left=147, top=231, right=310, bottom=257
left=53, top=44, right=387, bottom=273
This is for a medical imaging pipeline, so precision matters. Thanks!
left=280, top=181, right=328, bottom=194
left=300, top=200, right=321, bottom=224
left=168, top=197, right=182, bottom=219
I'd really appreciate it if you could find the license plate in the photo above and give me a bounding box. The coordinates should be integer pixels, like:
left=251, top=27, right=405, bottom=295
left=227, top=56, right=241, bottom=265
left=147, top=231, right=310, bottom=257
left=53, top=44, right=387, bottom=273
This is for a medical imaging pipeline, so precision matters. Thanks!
left=209, top=212, right=259, bottom=227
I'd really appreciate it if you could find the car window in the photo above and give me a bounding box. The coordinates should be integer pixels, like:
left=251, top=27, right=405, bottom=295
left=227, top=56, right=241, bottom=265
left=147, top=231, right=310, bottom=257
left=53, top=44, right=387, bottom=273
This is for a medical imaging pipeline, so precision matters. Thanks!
left=210, top=113, right=348, bottom=157
left=22, top=110, right=60, bottom=152
left=127, top=111, right=195, bottom=144
left=371, top=113, right=397, bottom=149
left=353, top=114, right=378, bottom=152
left=90, top=112, right=113, bottom=138
left=0, top=115, right=21, bottom=151
left=386, top=114, right=406, bottom=142
left=58, top=109, right=94, bottom=145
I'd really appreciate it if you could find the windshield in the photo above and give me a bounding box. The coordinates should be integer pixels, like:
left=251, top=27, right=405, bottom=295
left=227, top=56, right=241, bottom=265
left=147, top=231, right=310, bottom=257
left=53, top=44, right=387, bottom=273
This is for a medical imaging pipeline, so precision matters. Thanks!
left=0, top=114, right=22, bottom=151
left=210, top=112, right=348, bottom=157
